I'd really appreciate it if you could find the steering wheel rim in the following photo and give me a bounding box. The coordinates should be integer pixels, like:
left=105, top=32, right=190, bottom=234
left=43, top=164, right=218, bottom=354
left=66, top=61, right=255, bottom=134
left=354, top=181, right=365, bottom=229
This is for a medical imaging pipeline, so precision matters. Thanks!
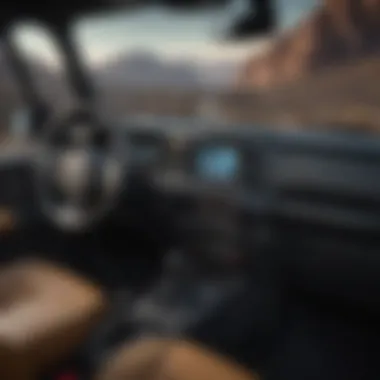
left=35, top=108, right=129, bottom=232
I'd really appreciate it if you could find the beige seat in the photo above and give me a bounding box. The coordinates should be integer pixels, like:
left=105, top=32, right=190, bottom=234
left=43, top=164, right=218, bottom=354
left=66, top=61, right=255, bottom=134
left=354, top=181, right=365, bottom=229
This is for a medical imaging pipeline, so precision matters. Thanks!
left=97, top=338, right=260, bottom=380
left=0, top=258, right=107, bottom=380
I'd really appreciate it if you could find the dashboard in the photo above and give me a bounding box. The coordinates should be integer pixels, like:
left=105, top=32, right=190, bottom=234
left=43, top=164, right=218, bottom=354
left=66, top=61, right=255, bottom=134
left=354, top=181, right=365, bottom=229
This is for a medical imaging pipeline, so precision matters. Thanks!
left=123, top=123, right=380, bottom=233
left=85, top=122, right=379, bottom=285
left=1, top=122, right=380, bottom=254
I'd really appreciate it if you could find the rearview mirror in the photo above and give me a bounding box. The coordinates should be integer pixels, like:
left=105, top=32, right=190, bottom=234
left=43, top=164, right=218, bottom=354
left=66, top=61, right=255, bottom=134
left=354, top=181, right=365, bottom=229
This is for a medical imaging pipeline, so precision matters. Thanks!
left=157, top=0, right=276, bottom=38
left=122, top=0, right=277, bottom=37
left=226, top=0, right=275, bottom=39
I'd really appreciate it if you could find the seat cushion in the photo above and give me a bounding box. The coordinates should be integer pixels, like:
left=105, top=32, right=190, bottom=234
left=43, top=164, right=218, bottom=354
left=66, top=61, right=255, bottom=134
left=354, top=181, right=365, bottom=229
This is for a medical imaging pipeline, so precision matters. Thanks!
left=0, top=258, right=107, bottom=380
left=97, top=338, right=259, bottom=380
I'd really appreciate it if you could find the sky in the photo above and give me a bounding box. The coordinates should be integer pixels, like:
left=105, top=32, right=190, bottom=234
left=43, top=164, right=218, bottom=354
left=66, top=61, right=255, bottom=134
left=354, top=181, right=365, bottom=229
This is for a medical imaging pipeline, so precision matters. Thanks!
left=12, top=0, right=319, bottom=66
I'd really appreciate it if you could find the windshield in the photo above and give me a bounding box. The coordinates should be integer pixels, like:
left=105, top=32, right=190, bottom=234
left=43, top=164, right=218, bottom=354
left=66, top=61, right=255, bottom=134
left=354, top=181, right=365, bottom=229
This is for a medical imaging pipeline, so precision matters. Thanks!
left=9, top=0, right=380, bottom=131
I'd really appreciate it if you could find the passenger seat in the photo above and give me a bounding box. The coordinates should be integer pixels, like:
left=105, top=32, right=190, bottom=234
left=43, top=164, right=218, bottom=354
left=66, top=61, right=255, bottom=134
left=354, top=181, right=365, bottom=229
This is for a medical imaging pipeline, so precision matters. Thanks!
left=96, top=338, right=260, bottom=380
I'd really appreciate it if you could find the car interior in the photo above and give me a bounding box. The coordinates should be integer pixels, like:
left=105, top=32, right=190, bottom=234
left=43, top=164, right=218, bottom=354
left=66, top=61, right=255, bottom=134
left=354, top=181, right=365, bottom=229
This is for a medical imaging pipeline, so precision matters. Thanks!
left=0, top=0, right=379, bottom=380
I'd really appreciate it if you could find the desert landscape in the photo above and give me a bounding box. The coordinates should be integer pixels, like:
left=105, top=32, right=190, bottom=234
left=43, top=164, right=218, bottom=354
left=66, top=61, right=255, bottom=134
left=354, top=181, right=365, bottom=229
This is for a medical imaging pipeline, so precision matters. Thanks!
left=1, top=0, right=380, bottom=135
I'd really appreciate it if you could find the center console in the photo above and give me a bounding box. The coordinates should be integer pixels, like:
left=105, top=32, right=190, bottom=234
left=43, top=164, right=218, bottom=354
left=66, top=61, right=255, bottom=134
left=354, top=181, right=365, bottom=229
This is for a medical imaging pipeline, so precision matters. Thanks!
left=125, top=132, right=275, bottom=341
left=130, top=248, right=250, bottom=336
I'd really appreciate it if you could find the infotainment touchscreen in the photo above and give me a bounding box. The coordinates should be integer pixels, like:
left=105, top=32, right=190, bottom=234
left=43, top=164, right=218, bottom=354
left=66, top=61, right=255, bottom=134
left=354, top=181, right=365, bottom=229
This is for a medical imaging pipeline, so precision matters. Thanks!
left=194, top=146, right=240, bottom=182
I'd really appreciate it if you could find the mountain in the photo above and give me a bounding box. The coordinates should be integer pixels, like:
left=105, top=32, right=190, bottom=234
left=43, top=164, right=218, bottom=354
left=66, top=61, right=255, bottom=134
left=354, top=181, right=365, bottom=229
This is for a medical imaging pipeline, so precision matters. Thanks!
left=219, top=55, right=380, bottom=131
left=96, top=51, right=201, bottom=89
left=196, top=60, right=241, bottom=89
left=96, top=51, right=241, bottom=90
left=238, top=0, right=380, bottom=89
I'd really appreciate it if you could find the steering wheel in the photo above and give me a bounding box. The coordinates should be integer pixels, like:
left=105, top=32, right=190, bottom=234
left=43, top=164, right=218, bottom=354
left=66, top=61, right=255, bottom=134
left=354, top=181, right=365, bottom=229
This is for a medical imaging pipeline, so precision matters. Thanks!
left=35, top=109, right=128, bottom=232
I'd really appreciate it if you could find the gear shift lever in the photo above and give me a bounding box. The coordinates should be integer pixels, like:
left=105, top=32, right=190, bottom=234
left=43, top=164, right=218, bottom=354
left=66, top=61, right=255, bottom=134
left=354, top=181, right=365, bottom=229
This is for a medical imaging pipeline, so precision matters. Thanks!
left=130, top=250, right=198, bottom=334
left=156, top=250, right=196, bottom=304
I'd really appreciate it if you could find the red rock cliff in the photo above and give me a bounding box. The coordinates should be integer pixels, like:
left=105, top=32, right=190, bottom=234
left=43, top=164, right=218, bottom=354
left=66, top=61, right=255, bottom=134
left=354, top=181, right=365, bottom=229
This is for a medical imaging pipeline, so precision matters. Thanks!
left=238, top=0, right=380, bottom=89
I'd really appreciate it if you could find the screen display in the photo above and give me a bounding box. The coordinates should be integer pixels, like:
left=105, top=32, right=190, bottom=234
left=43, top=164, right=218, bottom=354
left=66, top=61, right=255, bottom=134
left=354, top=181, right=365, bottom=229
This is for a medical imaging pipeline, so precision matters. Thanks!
left=194, top=146, right=240, bottom=181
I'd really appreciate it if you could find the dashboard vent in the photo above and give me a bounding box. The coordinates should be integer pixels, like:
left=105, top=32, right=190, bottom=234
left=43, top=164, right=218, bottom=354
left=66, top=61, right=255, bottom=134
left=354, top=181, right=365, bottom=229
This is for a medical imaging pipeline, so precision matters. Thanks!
left=278, top=187, right=380, bottom=231
left=269, top=152, right=380, bottom=231
left=282, top=187, right=380, bottom=215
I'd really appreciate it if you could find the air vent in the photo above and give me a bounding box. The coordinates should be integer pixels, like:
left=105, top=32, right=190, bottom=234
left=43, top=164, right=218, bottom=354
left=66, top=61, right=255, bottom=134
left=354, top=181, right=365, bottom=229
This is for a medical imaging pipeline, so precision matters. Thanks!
left=278, top=187, right=380, bottom=231
left=268, top=151, right=380, bottom=231
left=282, top=187, right=380, bottom=214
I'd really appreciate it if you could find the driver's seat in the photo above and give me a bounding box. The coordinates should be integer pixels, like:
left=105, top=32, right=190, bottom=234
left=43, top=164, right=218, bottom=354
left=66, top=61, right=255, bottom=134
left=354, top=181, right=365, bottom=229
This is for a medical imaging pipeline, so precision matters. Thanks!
left=0, top=259, right=106, bottom=380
